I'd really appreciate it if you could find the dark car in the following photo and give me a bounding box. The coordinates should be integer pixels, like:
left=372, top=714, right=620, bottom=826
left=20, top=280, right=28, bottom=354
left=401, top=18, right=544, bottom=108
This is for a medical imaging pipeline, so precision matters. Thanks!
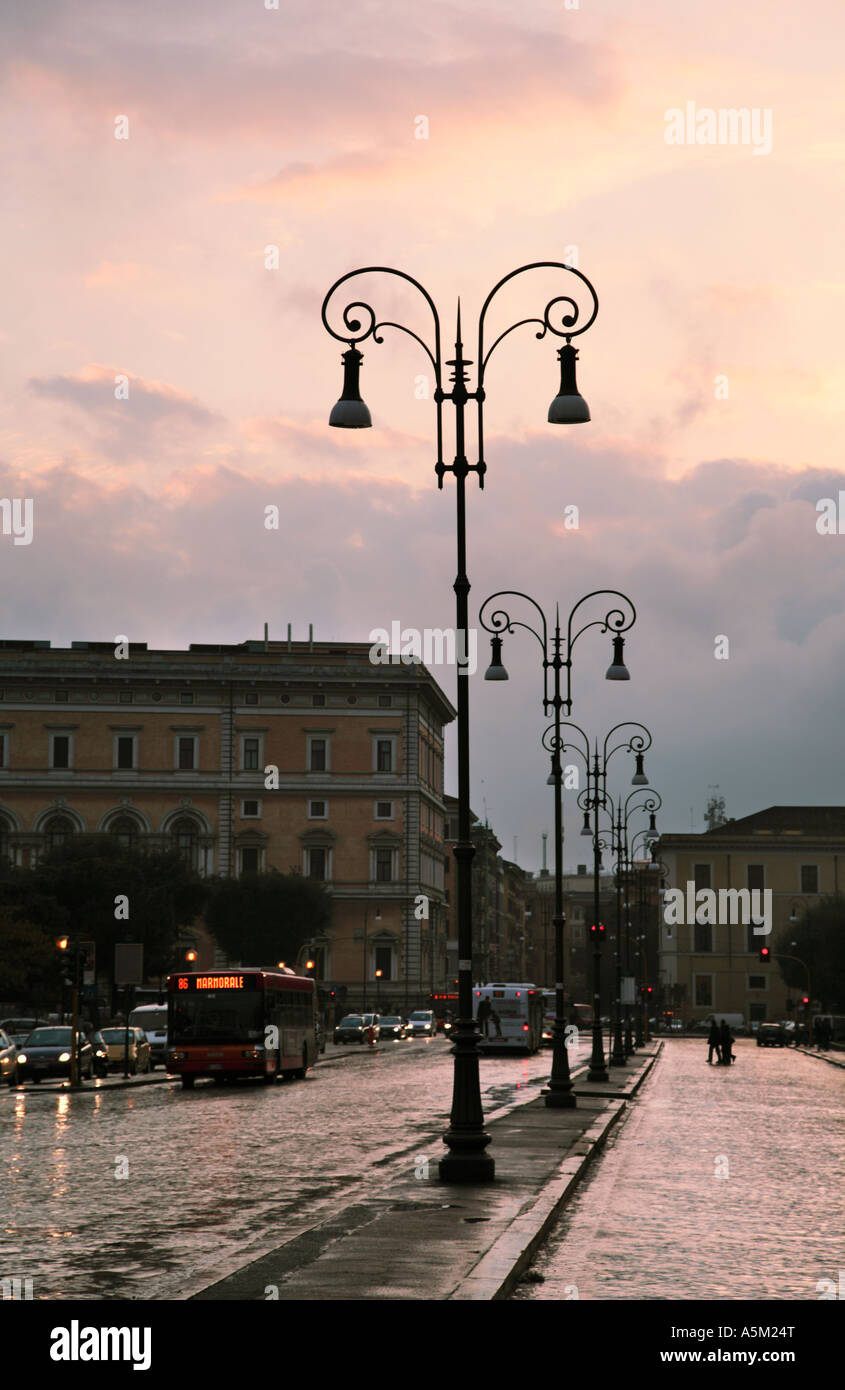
left=378, top=1015, right=407, bottom=1040
left=15, top=1026, right=95, bottom=1082
left=333, top=1014, right=366, bottom=1044
left=0, top=1017, right=50, bottom=1047
left=757, top=1023, right=785, bottom=1047
left=0, top=1029, right=19, bottom=1085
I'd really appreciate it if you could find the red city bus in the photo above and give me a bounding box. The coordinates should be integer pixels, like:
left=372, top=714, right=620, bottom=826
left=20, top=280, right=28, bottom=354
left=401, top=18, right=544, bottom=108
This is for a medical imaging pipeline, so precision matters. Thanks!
left=166, top=967, right=318, bottom=1089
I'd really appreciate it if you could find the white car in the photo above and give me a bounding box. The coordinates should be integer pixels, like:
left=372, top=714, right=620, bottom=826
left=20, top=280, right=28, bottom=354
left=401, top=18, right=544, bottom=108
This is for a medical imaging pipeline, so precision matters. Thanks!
left=407, top=1010, right=436, bottom=1037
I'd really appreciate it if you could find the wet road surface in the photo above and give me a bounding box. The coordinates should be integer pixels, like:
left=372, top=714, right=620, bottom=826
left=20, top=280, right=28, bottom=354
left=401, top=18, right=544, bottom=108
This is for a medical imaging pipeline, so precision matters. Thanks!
left=512, top=1039, right=845, bottom=1300
left=2, top=1036, right=590, bottom=1300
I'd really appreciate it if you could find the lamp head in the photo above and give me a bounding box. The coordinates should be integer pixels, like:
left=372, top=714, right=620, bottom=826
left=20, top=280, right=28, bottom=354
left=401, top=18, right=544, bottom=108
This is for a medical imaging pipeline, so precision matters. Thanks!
left=606, top=633, right=630, bottom=681
left=631, top=752, right=648, bottom=785
left=548, top=342, right=590, bottom=424
left=580, top=811, right=592, bottom=836
left=329, top=346, right=372, bottom=428
left=484, top=634, right=509, bottom=681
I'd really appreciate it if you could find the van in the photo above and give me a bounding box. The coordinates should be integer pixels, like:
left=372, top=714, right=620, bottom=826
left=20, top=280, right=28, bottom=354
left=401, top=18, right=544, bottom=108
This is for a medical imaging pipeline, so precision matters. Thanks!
left=703, top=1012, right=745, bottom=1034
left=127, top=1003, right=168, bottom=1068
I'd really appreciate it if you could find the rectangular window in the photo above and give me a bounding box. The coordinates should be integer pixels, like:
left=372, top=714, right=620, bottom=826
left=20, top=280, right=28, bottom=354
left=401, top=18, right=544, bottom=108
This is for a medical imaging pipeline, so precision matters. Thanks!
left=694, top=975, right=713, bottom=1007
left=241, top=846, right=260, bottom=875
left=694, top=922, right=712, bottom=952
left=376, top=739, right=393, bottom=772
left=374, top=945, right=392, bottom=979
left=241, top=800, right=260, bottom=818
left=748, top=975, right=766, bottom=990
left=177, top=737, right=195, bottom=770
left=307, top=847, right=327, bottom=881
left=55, top=690, right=69, bottom=703
left=244, top=693, right=259, bottom=705
left=747, top=864, right=764, bottom=891
left=180, top=692, right=194, bottom=705
left=310, top=739, right=327, bottom=772
left=119, top=691, right=133, bottom=704
left=375, top=801, right=393, bottom=820
left=801, top=864, right=819, bottom=894
left=375, top=847, right=393, bottom=882
left=51, top=735, right=70, bottom=769
left=243, top=737, right=260, bottom=771
left=308, top=800, right=327, bottom=819
left=116, top=736, right=134, bottom=770
left=693, top=863, right=711, bottom=890
left=378, top=695, right=392, bottom=708
left=312, top=693, right=326, bottom=707
left=0, top=734, right=5, bottom=767
left=749, top=1001, right=768, bottom=1023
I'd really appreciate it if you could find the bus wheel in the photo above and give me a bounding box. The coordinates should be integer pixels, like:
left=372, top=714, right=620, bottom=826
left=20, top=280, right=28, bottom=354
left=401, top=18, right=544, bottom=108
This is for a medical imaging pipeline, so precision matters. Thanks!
left=180, top=1075, right=195, bottom=1089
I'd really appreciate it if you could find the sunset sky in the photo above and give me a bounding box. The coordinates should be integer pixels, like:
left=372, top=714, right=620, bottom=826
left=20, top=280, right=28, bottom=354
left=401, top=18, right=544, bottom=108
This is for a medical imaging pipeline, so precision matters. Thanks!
left=2, top=0, right=844, bottom=865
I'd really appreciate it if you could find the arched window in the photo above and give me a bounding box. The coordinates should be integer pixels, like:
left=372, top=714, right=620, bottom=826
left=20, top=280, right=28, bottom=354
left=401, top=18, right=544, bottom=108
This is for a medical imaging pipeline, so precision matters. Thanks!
left=0, top=815, right=11, bottom=863
left=44, top=815, right=75, bottom=851
left=171, top=817, right=198, bottom=868
left=109, top=815, right=140, bottom=850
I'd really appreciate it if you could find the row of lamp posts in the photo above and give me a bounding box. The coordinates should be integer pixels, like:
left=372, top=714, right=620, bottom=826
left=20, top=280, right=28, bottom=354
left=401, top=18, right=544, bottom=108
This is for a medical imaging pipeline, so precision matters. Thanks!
left=322, top=259, right=659, bottom=1181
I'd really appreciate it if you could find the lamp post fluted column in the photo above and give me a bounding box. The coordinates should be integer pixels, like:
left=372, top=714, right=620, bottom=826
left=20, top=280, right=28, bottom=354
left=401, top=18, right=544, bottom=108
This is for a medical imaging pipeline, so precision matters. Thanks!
left=322, top=261, right=599, bottom=1182
left=479, top=590, right=636, bottom=1108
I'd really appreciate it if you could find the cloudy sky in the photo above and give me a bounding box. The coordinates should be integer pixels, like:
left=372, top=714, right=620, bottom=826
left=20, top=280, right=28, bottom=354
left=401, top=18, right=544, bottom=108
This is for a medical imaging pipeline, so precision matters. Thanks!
left=2, top=0, right=844, bottom=869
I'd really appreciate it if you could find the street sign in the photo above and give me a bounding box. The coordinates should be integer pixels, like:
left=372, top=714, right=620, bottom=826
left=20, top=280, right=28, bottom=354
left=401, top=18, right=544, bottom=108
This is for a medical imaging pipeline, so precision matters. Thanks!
left=79, top=940, right=96, bottom=987
left=114, top=942, right=144, bottom=986
left=621, top=976, right=636, bottom=1004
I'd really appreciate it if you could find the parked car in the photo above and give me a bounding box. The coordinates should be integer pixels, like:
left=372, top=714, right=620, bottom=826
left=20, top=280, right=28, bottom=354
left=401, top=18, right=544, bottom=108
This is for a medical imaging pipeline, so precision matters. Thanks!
left=333, top=1014, right=367, bottom=1044
left=378, top=1015, right=407, bottom=1040
left=0, top=1017, right=50, bottom=1047
left=0, top=1029, right=19, bottom=1085
left=407, top=1010, right=436, bottom=1037
left=127, top=1004, right=168, bottom=1069
left=15, top=1026, right=94, bottom=1082
left=97, top=1026, right=152, bottom=1074
left=757, top=1023, right=785, bottom=1048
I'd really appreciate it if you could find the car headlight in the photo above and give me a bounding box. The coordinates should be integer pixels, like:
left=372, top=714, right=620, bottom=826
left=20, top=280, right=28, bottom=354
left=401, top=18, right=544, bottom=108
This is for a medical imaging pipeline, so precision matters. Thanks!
left=58, top=1052, right=71, bottom=1062
left=17, top=1053, right=27, bottom=1064
left=168, top=1051, right=187, bottom=1062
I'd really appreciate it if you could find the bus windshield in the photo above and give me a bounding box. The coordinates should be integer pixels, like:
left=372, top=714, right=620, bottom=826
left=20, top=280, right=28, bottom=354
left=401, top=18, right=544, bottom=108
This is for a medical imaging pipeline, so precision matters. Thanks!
left=129, top=1008, right=167, bottom=1033
left=169, top=991, right=264, bottom=1044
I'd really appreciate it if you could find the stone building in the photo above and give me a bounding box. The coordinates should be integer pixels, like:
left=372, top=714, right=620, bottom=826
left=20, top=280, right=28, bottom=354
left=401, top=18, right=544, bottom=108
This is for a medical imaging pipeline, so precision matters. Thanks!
left=657, top=806, right=841, bottom=1026
left=0, top=636, right=453, bottom=1008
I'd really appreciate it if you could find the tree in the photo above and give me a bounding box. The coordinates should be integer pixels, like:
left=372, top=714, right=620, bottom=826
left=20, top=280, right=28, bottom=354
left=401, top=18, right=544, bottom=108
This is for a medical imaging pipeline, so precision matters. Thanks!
left=775, top=895, right=845, bottom=1012
left=204, top=870, right=331, bottom=966
left=0, top=836, right=207, bottom=994
left=0, top=905, right=65, bottom=1005
left=704, top=792, right=727, bottom=832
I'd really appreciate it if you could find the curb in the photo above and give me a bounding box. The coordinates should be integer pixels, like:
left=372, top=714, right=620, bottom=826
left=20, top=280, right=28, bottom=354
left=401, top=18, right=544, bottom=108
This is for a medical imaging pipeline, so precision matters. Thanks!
left=6, top=1073, right=175, bottom=1096
left=449, top=1098, right=628, bottom=1300
left=449, top=1044, right=661, bottom=1300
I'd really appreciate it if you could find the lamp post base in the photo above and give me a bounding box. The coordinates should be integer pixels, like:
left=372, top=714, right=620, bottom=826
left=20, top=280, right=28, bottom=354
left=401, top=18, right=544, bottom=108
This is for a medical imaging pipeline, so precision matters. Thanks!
left=439, top=1021, right=495, bottom=1183
left=588, top=1022, right=609, bottom=1083
left=542, top=1024, right=577, bottom=1107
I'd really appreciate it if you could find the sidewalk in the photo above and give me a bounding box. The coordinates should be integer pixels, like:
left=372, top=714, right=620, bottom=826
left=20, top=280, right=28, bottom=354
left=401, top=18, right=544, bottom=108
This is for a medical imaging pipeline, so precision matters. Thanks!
left=189, top=1041, right=662, bottom=1302
left=8, top=1071, right=174, bottom=1095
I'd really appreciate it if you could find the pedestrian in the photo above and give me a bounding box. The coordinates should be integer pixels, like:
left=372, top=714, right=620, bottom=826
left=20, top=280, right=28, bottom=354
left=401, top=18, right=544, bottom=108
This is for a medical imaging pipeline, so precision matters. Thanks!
left=719, top=1020, right=734, bottom=1065
left=476, top=995, right=492, bottom=1038
left=707, top=1020, right=721, bottom=1065
left=490, top=1006, right=503, bottom=1039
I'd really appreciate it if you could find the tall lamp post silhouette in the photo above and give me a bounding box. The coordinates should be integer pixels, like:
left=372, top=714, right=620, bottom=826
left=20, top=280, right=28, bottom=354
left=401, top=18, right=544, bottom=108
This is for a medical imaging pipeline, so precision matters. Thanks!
left=595, top=789, right=662, bottom=1063
left=322, top=261, right=598, bottom=1182
left=565, top=721, right=653, bottom=1080
left=479, top=589, right=635, bottom=1106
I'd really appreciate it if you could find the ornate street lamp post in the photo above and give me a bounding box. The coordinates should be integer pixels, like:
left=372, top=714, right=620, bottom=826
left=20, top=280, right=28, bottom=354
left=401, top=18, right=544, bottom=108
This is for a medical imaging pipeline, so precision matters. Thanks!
left=479, top=589, right=635, bottom=1107
left=565, top=722, right=654, bottom=1080
left=608, top=792, right=661, bottom=1061
left=322, top=261, right=599, bottom=1182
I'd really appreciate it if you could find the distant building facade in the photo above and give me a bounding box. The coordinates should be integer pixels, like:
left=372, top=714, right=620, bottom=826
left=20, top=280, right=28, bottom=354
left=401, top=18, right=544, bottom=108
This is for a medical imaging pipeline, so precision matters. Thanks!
left=657, top=806, right=842, bottom=1025
left=0, top=637, right=453, bottom=1008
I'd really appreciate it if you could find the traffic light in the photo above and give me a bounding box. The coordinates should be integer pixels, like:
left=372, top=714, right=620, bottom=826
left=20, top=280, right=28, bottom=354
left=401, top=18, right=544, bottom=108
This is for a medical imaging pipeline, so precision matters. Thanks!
left=57, top=936, right=81, bottom=987
left=759, top=945, right=771, bottom=963
left=590, top=922, right=606, bottom=939
left=801, top=995, right=809, bottom=1006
